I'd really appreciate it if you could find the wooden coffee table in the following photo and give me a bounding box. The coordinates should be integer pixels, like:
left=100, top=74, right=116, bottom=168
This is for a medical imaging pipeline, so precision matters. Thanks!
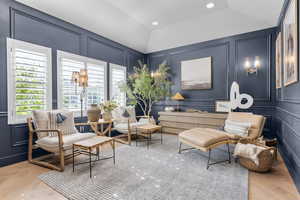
left=72, top=136, right=115, bottom=178
left=136, top=124, right=163, bottom=149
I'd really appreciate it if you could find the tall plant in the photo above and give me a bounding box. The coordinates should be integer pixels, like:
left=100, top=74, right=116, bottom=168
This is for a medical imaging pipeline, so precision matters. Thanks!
left=121, top=60, right=172, bottom=116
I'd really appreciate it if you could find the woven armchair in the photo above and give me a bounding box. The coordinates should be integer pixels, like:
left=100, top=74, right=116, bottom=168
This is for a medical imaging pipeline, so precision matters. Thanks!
left=27, top=110, right=96, bottom=171
left=111, top=106, right=154, bottom=145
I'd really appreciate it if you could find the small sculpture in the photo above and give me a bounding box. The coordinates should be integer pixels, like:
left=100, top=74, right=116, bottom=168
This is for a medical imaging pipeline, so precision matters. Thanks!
left=230, top=81, right=254, bottom=110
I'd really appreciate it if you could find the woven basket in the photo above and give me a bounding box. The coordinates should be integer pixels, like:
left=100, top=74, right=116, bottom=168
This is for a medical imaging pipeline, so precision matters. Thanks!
left=237, top=139, right=276, bottom=173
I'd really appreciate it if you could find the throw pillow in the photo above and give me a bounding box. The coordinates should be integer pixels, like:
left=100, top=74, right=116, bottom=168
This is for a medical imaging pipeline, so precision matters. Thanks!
left=234, top=143, right=266, bottom=165
left=224, top=120, right=251, bottom=136
left=48, top=110, right=78, bottom=136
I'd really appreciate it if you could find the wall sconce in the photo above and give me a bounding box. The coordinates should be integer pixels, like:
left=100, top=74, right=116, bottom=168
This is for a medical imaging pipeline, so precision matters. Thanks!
left=244, top=56, right=261, bottom=76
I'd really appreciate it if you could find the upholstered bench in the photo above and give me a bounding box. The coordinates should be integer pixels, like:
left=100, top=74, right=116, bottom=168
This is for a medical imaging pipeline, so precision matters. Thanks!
left=179, top=128, right=231, bottom=169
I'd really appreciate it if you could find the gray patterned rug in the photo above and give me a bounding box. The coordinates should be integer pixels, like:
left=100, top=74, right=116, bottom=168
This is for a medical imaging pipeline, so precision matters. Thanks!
left=39, top=134, right=248, bottom=200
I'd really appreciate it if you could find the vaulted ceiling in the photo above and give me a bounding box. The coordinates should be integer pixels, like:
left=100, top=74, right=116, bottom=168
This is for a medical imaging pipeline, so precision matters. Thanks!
left=16, top=0, right=284, bottom=53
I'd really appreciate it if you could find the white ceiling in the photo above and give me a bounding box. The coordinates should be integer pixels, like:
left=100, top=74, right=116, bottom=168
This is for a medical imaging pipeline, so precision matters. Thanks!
left=16, top=0, right=284, bottom=53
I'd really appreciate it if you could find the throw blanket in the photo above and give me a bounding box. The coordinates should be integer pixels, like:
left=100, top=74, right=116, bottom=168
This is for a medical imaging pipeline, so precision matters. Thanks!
left=233, top=143, right=266, bottom=165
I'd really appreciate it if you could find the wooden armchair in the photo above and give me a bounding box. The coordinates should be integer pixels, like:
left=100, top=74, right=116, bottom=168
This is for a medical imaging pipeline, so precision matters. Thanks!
left=27, top=110, right=96, bottom=171
left=111, top=106, right=154, bottom=145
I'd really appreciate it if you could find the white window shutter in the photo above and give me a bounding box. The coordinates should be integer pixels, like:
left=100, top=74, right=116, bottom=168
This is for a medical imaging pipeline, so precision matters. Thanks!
left=7, top=38, right=52, bottom=124
left=110, top=64, right=127, bottom=106
left=87, top=62, right=107, bottom=106
left=59, top=58, right=84, bottom=111
left=57, top=51, right=107, bottom=115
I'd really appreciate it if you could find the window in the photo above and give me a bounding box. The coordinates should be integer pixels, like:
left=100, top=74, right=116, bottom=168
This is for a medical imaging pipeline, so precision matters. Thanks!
left=57, top=51, right=107, bottom=115
left=7, top=38, right=52, bottom=124
left=110, top=64, right=127, bottom=106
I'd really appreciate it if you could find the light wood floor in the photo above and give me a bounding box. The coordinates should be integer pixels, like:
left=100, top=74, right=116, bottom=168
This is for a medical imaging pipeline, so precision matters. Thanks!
left=0, top=147, right=299, bottom=200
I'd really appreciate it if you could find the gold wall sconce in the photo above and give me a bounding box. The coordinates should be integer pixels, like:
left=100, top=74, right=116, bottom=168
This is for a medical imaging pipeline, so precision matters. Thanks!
left=244, top=56, right=261, bottom=76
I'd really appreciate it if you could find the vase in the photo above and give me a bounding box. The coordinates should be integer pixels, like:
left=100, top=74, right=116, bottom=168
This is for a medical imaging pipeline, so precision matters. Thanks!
left=103, top=112, right=112, bottom=121
left=87, top=104, right=101, bottom=122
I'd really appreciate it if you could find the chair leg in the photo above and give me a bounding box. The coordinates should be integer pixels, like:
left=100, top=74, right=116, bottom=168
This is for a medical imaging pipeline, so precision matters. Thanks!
left=59, top=148, right=65, bottom=172
left=227, top=143, right=231, bottom=164
left=178, top=142, right=182, bottom=154
left=28, top=131, right=33, bottom=163
left=207, top=149, right=211, bottom=170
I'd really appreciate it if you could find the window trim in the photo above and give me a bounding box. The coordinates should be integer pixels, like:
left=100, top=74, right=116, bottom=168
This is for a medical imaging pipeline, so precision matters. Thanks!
left=57, top=50, right=108, bottom=116
left=7, top=38, right=52, bottom=124
left=109, top=63, right=127, bottom=106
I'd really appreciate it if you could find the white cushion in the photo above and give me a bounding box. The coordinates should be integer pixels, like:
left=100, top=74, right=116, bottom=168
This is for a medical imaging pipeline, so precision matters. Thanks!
left=112, top=106, right=137, bottom=124
left=224, top=120, right=251, bottom=136
left=48, top=110, right=78, bottom=136
left=36, top=132, right=96, bottom=152
left=114, top=121, right=149, bottom=133
left=32, top=110, right=50, bottom=139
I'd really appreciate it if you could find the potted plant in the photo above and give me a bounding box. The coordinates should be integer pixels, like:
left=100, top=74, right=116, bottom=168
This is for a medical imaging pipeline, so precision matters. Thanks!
left=100, top=101, right=118, bottom=121
left=120, top=60, right=172, bottom=117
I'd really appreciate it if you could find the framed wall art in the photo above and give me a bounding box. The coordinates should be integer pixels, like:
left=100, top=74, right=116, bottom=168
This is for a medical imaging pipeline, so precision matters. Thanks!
left=181, top=57, right=212, bottom=90
left=215, top=100, right=231, bottom=113
left=283, top=0, right=298, bottom=87
left=276, top=32, right=282, bottom=89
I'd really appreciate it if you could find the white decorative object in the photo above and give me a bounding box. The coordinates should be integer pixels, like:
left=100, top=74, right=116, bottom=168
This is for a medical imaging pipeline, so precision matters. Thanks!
left=230, top=81, right=254, bottom=110
left=165, top=107, right=175, bottom=112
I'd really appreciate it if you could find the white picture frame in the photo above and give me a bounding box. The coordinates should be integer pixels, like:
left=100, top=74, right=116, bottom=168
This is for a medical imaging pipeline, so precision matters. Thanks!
left=215, top=101, right=231, bottom=113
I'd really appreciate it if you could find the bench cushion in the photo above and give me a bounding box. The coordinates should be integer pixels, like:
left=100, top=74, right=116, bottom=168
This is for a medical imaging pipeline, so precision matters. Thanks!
left=179, top=128, right=229, bottom=147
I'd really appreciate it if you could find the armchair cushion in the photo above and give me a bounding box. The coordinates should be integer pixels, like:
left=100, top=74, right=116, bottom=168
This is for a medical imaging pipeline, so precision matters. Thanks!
left=32, top=110, right=49, bottom=139
left=227, top=112, right=265, bottom=140
left=112, top=106, right=137, bottom=124
left=48, top=110, right=78, bottom=136
left=114, top=120, right=149, bottom=133
left=36, top=132, right=95, bottom=152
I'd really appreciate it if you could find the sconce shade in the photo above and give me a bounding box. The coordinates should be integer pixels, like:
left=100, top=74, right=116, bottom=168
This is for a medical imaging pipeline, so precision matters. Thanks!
left=79, top=69, right=88, bottom=87
left=244, top=56, right=260, bottom=75
left=172, top=92, right=184, bottom=100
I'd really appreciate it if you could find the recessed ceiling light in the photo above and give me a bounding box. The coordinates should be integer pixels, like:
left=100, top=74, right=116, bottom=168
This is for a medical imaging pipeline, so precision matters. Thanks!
left=206, top=2, right=215, bottom=9
left=152, top=21, right=159, bottom=26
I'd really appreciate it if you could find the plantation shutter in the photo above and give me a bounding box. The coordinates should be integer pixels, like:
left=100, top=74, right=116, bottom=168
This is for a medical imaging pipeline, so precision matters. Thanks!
left=57, top=51, right=108, bottom=114
left=60, top=58, right=84, bottom=111
left=7, top=38, right=52, bottom=124
left=87, top=62, right=106, bottom=106
left=110, top=64, right=126, bottom=106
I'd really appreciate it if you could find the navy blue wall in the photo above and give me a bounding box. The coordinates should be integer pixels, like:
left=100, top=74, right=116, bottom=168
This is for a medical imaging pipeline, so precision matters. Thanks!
left=147, top=28, right=277, bottom=139
left=275, top=0, right=300, bottom=191
left=0, top=0, right=145, bottom=166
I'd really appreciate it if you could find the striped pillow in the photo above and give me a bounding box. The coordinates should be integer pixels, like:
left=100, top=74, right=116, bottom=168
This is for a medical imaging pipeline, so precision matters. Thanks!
left=48, top=110, right=78, bottom=137
left=224, top=120, right=251, bottom=136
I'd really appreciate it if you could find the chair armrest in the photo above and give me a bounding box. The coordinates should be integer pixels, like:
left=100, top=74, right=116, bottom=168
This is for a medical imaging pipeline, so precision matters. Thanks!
left=136, top=115, right=150, bottom=119
left=34, top=129, right=64, bottom=145
left=34, top=129, right=62, bottom=134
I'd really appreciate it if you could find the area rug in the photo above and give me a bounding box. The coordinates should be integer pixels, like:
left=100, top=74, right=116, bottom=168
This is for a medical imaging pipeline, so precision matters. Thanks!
left=39, top=135, right=248, bottom=200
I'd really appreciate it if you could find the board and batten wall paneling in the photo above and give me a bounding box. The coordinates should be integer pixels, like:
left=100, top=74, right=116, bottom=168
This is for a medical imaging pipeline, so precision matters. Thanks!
left=147, top=28, right=277, bottom=139
left=0, top=0, right=145, bottom=167
left=275, top=0, right=300, bottom=192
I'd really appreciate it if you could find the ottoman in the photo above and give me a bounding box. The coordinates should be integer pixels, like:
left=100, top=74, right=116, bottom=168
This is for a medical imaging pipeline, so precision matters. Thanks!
left=178, top=128, right=231, bottom=169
